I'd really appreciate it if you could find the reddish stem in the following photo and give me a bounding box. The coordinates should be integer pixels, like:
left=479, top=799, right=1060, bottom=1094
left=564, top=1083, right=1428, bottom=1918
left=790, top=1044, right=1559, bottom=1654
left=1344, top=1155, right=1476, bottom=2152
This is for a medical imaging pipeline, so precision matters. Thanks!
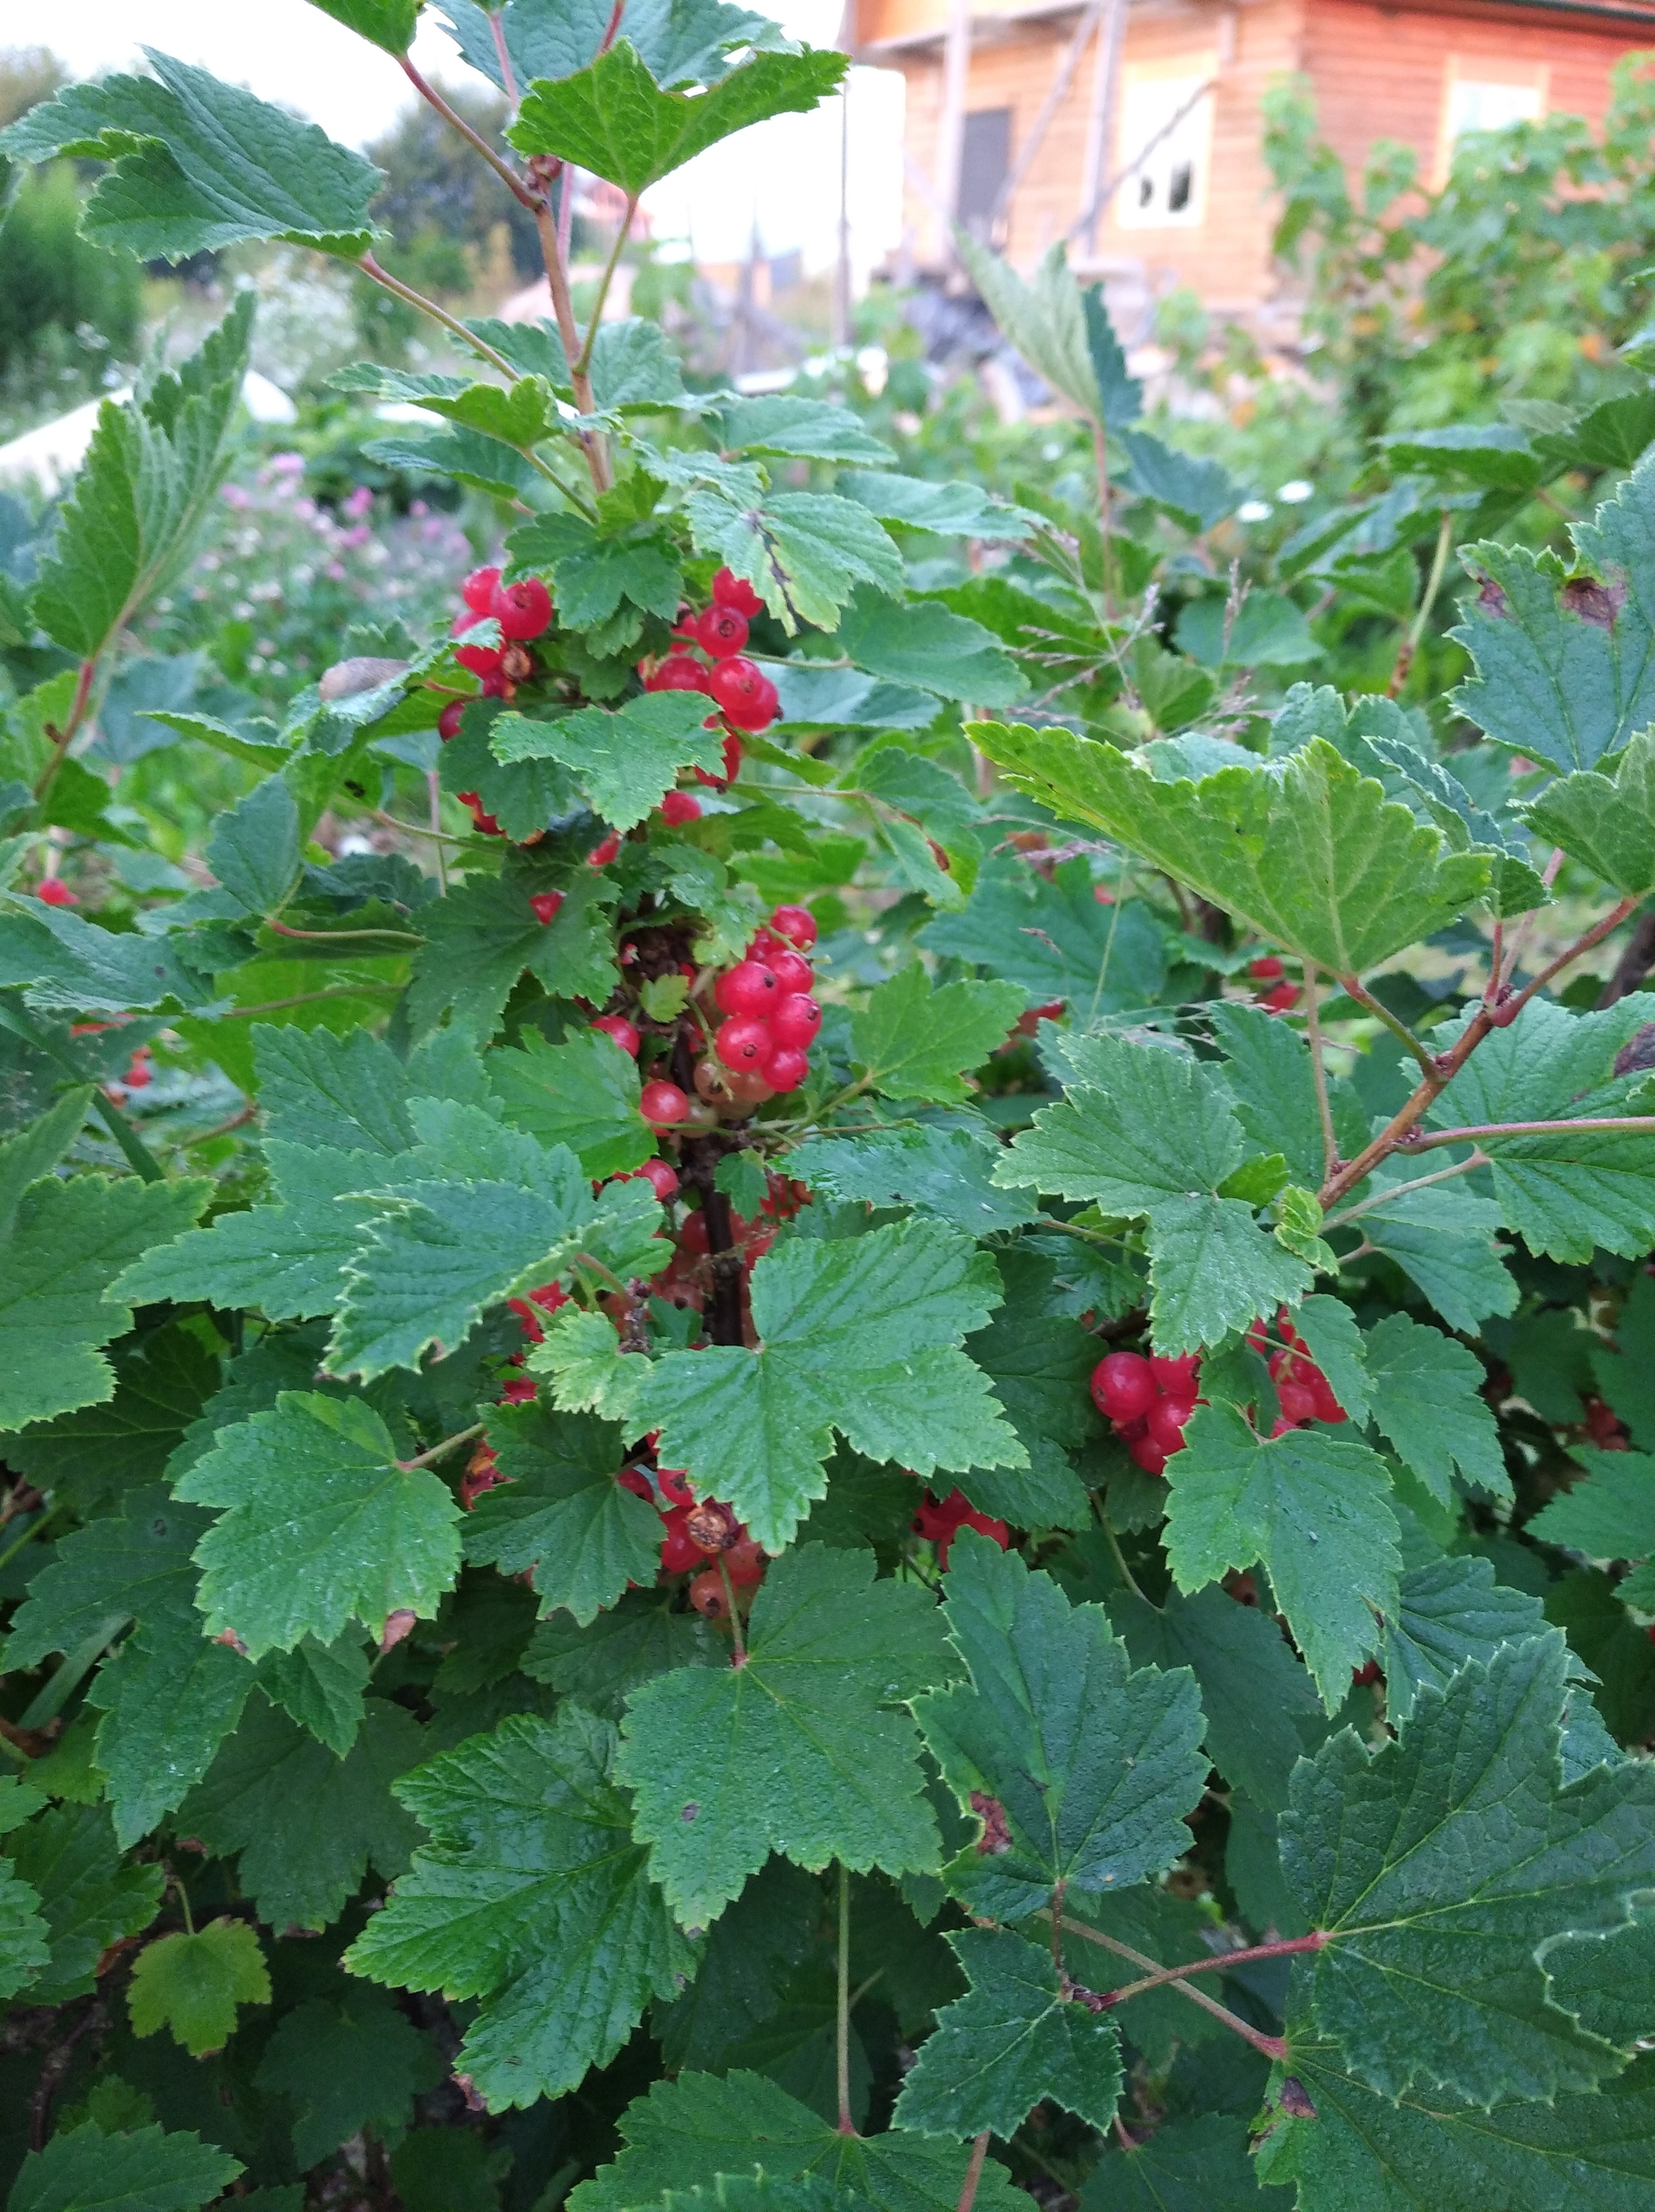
left=955, top=2132, right=991, bottom=2212
left=1100, top=1929, right=1329, bottom=2007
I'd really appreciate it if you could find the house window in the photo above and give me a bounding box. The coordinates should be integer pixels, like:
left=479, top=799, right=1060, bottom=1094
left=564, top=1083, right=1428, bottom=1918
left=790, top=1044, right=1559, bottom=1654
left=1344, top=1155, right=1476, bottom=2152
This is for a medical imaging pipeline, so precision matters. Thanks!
left=1114, top=67, right=1214, bottom=231
left=958, top=107, right=1013, bottom=241
left=1435, top=64, right=1546, bottom=180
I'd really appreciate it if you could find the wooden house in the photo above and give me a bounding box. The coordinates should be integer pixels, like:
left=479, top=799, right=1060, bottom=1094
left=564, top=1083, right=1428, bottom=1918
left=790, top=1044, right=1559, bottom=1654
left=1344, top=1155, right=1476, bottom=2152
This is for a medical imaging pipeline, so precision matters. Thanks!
left=846, top=0, right=1655, bottom=334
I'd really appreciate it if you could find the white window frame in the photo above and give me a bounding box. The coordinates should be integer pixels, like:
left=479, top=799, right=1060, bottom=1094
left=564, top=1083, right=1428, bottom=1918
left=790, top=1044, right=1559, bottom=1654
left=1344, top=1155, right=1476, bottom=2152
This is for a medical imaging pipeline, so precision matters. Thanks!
left=1113, top=61, right=1215, bottom=233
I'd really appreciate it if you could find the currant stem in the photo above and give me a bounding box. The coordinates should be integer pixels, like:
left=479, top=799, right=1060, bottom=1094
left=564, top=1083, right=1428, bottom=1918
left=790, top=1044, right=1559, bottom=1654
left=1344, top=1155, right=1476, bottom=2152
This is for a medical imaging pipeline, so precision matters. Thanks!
left=263, top=920, right=425, bottom=948
left=955, top=2131, right=992, bottom=2212
left=400, top=55, right=541, bottom=208
left=718, top=1554, right=747, bottom=1663
left=1321, top=1150, right=1487, bottom=1230
left=574, top=194, right=640, bottom=379
left=399, top=1422, right=486, bottom=1473
left=1337, top=974, right=1437, bottom=1081
left=836, top=1862, right=856, bottom=2134
left=1406, top=1116, right=1655, bottom=1149
left=1303, top=965, right=1339, bottom=1184
left=32, top=657, right=97, bottom=801
left=356, top=255, right=522, bottom=381
left=1044, top=1911, right=1288, bottom=2061
left=1099, top=1928, right=1329, bottom=2005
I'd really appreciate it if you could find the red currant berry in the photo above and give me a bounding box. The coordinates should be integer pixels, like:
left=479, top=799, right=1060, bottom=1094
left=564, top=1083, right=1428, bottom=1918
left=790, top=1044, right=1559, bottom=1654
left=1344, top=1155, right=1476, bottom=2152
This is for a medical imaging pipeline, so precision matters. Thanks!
left=1090, top=1352, right=1157, bottom=1422
left=715, top=961, right=781, bottom=1017
left=640, top=1079, right=690, bottom=1126
left=1275, top=1380, right=1318, bottom=1425
left=530, top=890, right=565, bottom=924
left=592, top=1014, right=641, bottom=1054
left=712, top=566, right=764, bottom=616
left=697, top=603, right=749, bottom=658
left=659, top=1507, right=704, bottom=1574
left=1260, top=982, right=1300, bottom=1012
left=724, top=1068, right=776, bottom=1104
left=1150, top=1352, right=1201, bottom=1407
left=35, top=878, right=78, bottom=907
left=491, top=574, right=552, bottom=640
left=693, top=731, right=743, bottom=787
left=646, top=654, right=709, bottom=694
left=716, top=1016, right=773, bottom=1072
left=500, top=1374, right=538, bottom=1404
left=507, top=1296, right=546, bottom=1343
left=123, top=1062, right=153, bottom=1089
left=1129, top=1433, right=1169, bottom=1475
left=618, top=1466, right=655, bottom=1501
left=588, top=831, right=622, bottom=866
left=659, top=790, right=702, bottom=826
left=769, top=994, right=820, bottom=1049
left=1249, top=955, right=1284, bottom=981
left=656, top=1466, right=693, bottom=1508
left=438, top=700, right=465, bottom=741
left=688, top=1564, right=732, bottom=1618
left=461, top=565, right=501, bottom=614
left=763, top=948, right=813, bottom=997
left=710, top=657, right=778, bottom=733
left=456, top=642, right=503, bottom=680
left=481, top=670, right=511, bottom=698
left=769, top=904, right=818, bottom=949
left=722, top=1535, right=766, bottom=1586
left=635, top=1157, right=680, bottom=1203
left=1145, top=1397, right=1190, bottom=1454
left=760, top=1044, right=810, bottom=1092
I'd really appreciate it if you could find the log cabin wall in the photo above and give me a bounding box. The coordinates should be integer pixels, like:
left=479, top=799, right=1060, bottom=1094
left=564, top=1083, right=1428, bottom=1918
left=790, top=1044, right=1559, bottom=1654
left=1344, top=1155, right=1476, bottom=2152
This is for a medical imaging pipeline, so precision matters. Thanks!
left=859, top=0, right=1655, bottom=330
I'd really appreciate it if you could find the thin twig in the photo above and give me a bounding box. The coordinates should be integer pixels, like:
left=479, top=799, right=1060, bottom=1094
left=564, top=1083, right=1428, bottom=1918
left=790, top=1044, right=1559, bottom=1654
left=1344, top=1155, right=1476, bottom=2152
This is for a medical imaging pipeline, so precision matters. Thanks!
left=32, top=658, right=96, bottom=801
left=399, top=1422, right=486, bottom=1472
left=1101, top=1929, right=1328, bottom=2005
left=1321, top=1150, right=1487, bottom=1230
left=956, top=2132, right=992, bottom=2212
left=357, top=255, right=524, bottom=381
left=573, top=194, right=639, bottom=378
left=836, top=1862, right=855, bottom=2134
left=1405, top=1116, right=1655, bottom=1150
left=1387, top=507, right=1453, bottom=697
left=221, top=984, right=402, bottom=1019
left=263, top=919, right=425, bottom=948
left=1303, top=965, right=1339, bottom=1183
left=532, top=200, right=611, bottom=490
left=718, top=1553, right=747, bottom=1663
left=0, top=1503, right=60, bottom=1578
left=1337, top=974, right=1437, bottom=1082
left=401, top=56, right=540, bottom=208
left=1046, top=1912, right=1287, bottom=2061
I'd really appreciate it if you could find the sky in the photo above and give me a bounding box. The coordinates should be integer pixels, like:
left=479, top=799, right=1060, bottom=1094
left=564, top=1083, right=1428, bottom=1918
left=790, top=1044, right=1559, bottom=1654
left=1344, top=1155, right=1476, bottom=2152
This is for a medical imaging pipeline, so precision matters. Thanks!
left=32, top=0, right=908, bottom=278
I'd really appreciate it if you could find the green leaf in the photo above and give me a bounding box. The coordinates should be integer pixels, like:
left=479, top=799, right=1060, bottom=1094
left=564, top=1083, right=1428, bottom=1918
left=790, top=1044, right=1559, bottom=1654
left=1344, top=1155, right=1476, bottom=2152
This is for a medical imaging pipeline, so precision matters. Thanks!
left=712, top=398, right=895, bottom=467
left=1118, top=427, right=1240, bottom=532
left=491, top=1027, right=652, bottom=1179
left=0, top=898, right=207, bottom=1015
left=178, top=1694, right=424, bottom=1931
left=849, top=966, right=1022, bottom=1104
left=833, top=591, right=1024, bottom=706
left=1516, top=727, right=1655, bottom=894
left=3, top=1487, right=208, bottom=1667
left=256, top=1633, right=370, bottom=1756
left=128, top=1917, right=268, bottom=2058
left=508, top=41, right=846, bottom=193
left=654, top=1857, right=820, bottom=2071
left=1355, top=1164, right=1518, bottom=1333
left=173, top=1391, right=461, bottom=1656
left=406, top=870, right=619, bottom=1044
left=1162, top=1403, right=1400, bottom=1705
left=920, top=852, right=1169, bottom=1014
left=1529, top=1445, right=1655, bottom=1564
left=363, top=423, right=543, bottom=501
left=1283, top=1630, right=1655, bottom=2104
left=715, top=1150, right=769, bottom=1217
left=1091, top=2113, right=1289, bottom=2211
left=1375, top=422, right=1543, bottom=490
left=1282, top=1293, right=1371, bottom=1424
left=6, top=1323, right=220, bottom=1510
left=1362, top=1311, right=1508, bottom=1502
left=524, top=1589, right=721, bottom=1720
left=579, top=1220, right=1022, bottom=1552
left=912, top=1533, right=1206, bottom=1920
left=838, top=473, right=1039, bottom=542
left=507, top=513, right=684, bottom=628
left=684, top=488, right=903, bottom=634
left=492, top=694, right=726, bottom=831
left=1428, top=996, right=1655, bottom=1261
left=1451, top=452, right=1655, bottom=772
left=0, top=53, right=381, bottom=259
left=347, top=1705, right=692, bottom=2107
left=326, top=1104, right=664, bottom=1380
left=0, top=1087, right=95, bottom=1214
left=463, top=1404, right=660, bottom=1625
left=994, top=1035, right=1311, bottom=1352
left=204, top=773, right=301, bottom=918
left=86, top=1607, right=257, bottom=1848
left=305, top=0, right=419, bottom=53
left=617, top=1545, right=950, bottom=1928
left=1176, top=590, right=1319, bottom=669
left=1107, top=1580, right=1323, bottom=1814
left=954, top=1247, right=1095, bottom=1527
left=1210, top=999, right=1364, bottom=1192
left=8, top=1803, right=165, bottom=2004
left=787, top=1129, right=1038, bottom=1236
left=5, top=2122, right=241, bottom=2212
left=568, top=2069, right=1021, bottom=2212
left=254, top=1987, right=441, bottom=2167
left=1379, top=1555, right=1558, bottom=1729
left=895, top=1927, right=1120, bottom=2137
left=971, top=727, right=1489, bottom=974
left=955, top=237, right=1139, bottom=430
left=1254, top=2042, right=1655, bottom=2211
left=22, top=299, right=252, bottom=658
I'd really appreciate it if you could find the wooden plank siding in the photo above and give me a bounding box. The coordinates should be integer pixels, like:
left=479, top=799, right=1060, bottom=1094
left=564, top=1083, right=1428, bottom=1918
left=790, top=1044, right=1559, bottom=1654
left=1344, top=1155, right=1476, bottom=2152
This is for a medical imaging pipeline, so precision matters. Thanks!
left=861, top=0, right=1655, bottom=321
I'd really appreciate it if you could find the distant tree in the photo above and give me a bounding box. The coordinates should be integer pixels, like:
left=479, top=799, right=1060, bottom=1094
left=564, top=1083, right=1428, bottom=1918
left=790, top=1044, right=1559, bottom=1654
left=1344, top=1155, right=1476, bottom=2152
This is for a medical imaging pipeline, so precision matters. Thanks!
left=366, top=83, right=550, bottom=292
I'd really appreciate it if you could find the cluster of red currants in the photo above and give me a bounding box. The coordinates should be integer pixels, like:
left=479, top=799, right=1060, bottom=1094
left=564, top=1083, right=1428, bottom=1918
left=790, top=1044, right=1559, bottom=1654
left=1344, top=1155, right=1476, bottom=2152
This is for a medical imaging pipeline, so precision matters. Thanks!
left=1248, top=1311, right=1345, bottom=1431
left=911, top=1486, right=1009, bottom=1567
left=634, top=903, right=823, bottom=1125
left=638, top=1474, right=766, bottom=1618
left=1248, top=955, right=1300, bottom=1015
left=434, top=563, right=554, bottom=835
left=1090, top=1350, right=1202, bottom=1475
left=642, top=567, right=779, bottom=746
